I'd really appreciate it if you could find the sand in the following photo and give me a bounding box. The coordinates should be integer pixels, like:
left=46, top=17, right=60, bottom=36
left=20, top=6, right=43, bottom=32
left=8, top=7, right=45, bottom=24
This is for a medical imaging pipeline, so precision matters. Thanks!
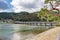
left=27, top=27, right=60, bottom=40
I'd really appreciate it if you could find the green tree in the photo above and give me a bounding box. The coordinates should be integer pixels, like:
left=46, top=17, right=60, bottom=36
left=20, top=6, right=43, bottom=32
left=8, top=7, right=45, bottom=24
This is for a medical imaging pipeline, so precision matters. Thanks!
left=45, top=0, right=60, bottom=14
left=37, top=8, right=53, bottom=22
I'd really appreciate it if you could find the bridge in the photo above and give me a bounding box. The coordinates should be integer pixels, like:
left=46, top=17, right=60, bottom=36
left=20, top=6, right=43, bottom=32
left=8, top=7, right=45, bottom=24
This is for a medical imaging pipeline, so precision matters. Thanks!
left=14, top=21, right=57, bottom=26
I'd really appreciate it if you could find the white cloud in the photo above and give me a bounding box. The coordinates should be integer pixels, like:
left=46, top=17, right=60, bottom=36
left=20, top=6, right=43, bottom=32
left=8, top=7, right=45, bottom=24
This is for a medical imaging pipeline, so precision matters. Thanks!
left=11, top=0, right=45, bottom=13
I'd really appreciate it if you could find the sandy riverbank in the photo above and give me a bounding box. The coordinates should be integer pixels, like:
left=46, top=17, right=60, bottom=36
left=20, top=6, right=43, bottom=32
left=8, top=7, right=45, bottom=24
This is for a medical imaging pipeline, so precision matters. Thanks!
left=27, top=27, right=60, bottom=40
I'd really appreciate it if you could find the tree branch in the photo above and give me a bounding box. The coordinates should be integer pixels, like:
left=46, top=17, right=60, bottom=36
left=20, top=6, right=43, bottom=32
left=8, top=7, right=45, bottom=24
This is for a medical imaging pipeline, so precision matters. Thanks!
left=49, top=1, right=60, bottom=14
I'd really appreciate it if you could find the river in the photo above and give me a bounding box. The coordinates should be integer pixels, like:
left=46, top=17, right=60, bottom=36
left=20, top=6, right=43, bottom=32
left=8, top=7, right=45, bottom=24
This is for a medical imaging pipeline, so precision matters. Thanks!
left=0, top=24, right=55, bottom=40
left=0, top=24, right=37, bottom=40
left=0, top=24, right=21, bottom=40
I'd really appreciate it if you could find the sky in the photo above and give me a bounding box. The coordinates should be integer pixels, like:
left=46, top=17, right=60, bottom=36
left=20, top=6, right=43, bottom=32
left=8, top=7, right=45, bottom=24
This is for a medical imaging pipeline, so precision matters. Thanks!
left=0, top=0, right=45, bottom=13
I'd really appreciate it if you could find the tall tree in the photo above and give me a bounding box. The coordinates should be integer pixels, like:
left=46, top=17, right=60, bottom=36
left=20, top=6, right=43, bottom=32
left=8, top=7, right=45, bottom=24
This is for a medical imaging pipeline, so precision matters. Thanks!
left=45, top=0, right=60, bottom=14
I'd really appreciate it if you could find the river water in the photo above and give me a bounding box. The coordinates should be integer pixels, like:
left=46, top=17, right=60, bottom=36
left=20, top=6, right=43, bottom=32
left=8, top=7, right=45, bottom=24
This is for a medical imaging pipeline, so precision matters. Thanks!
left=0, top=24, right=22, bottom=40
left=0, top=24, right=54, bottom=40
left=0, top=24, right=37, bottom=40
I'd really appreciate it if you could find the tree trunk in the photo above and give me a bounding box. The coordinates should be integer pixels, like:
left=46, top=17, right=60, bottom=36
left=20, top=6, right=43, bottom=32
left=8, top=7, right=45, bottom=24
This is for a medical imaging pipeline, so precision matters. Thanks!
left=49, top=1, right=60, bottom=14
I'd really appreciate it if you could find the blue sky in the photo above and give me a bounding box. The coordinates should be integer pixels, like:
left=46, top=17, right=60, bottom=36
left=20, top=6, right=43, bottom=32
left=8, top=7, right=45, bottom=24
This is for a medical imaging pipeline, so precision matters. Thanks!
left=0, top=0, right=12, bottom=12
left=6, top=0, right=12, bottom=3
left=6, top=0, right=12, bottom=9
left=0, top=0, right=45, bottom=13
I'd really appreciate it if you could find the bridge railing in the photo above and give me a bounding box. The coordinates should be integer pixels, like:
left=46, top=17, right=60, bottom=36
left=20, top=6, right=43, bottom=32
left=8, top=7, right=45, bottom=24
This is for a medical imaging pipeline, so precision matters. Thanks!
left=14, top=21, right=57, bottom=26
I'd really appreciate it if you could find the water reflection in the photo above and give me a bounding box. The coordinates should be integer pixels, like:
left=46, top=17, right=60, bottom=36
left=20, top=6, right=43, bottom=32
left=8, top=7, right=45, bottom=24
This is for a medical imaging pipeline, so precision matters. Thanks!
left=0, top=24, right=17, bottom=40
left=0, top=24, right=37, bottom=40
left=0, top=24, right=54, bottom=40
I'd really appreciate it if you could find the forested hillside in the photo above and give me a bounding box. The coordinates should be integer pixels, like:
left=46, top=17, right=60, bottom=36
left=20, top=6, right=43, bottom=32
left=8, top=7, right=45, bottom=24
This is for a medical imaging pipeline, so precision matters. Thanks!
left=0, top=9, right=60, bottom=22
left=0, top=12, right=40, bottom=21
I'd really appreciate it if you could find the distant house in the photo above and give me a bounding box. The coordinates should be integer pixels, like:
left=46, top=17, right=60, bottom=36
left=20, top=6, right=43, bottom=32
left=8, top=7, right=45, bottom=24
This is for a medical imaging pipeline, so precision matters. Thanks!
left=0, top=18, right=13, bottom=23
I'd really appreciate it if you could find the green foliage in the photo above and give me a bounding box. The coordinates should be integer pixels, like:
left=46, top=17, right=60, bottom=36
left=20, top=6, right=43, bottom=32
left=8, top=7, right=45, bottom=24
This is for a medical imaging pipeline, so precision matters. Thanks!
left=0, top=12, right=40, bottom=21
left=44, top=0, right=60, bottom=8
left=0, top=9, right=60, bottom=22
left=45, top=0, right=50, bottom=4
left=36, top=8, right=60, bottom=22
left=45, top=0, right=60, bottom=3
